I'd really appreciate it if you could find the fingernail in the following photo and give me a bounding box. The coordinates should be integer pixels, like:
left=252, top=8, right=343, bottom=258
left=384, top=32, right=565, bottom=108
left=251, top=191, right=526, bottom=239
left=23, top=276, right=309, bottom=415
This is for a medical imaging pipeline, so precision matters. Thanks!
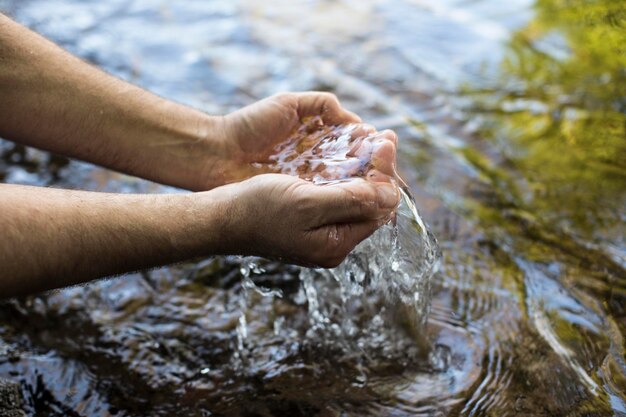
left=377, top=184, right=399, bottom=208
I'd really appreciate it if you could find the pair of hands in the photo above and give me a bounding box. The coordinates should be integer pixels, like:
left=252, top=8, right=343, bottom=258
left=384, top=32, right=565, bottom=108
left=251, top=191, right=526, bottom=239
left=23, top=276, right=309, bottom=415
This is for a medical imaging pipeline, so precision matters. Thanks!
left=198, top=92, right=400, bottom=268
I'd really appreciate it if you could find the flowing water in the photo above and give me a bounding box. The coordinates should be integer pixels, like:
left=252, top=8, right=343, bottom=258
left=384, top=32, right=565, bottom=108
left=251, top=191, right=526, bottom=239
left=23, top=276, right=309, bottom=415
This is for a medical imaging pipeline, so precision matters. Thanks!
left=229, top=114, right=442, bottom=366
left=0, top=0, right=625, bottom=416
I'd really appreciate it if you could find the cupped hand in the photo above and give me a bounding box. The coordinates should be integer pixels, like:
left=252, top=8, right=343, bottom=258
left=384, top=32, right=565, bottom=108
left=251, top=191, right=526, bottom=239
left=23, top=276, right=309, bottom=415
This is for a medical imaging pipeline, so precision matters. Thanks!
left=202, top=92, right=398, bottom=189
left=216, top=173, right=400, bottom=268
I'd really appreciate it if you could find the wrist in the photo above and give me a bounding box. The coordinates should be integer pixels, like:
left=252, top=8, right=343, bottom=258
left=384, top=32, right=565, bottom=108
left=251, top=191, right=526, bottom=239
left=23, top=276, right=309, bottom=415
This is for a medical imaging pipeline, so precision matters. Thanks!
left=174, top=185, right=239, bottom=257
left=192, top=114, right=239, bottom=191
left=152, top=109, right=228, bottom=192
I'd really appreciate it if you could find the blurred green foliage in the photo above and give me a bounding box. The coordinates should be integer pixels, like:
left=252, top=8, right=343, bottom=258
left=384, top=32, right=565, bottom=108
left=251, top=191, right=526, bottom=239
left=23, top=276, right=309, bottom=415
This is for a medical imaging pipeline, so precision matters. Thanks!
left=468, top=0, right=626, bottom=235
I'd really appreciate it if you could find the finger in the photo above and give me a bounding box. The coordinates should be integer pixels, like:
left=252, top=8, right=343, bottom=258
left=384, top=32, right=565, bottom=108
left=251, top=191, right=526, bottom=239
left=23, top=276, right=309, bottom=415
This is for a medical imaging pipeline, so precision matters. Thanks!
left=350, top=137, right=372, bottom=158
left=305, top=179, right=399, bottom=225
left=346, top=127, right=395, bottom=155
left=346, top=124, right=376, bottom=157
left=379, top=129, right=398, bottom=146
left=340, top=218, right=387, bottom=249
left=349, top=123, right=377, bottom=138
left=370, top=137, right=397, bottom=177
left=347, top=130, right=397, bottom=178
left=365, top=168, right=394, bottom=184
left=313, top=218, right=385, bottom=268
left=294, top=91, right=362, bottom=125
left=318, top=159, right=364, bottom=181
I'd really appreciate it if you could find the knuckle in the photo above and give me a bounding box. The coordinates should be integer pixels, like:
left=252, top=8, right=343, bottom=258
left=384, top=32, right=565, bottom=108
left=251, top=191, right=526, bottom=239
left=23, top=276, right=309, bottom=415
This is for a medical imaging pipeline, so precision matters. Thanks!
left=322, top=93, right=340, bottom=108
left=316, top=92, right=340, bottom=113
left=343, top=185, right=377, bottom=217
left=356, top=195, right=377, bottom=218
left=296, top=191, right=318, bottom=216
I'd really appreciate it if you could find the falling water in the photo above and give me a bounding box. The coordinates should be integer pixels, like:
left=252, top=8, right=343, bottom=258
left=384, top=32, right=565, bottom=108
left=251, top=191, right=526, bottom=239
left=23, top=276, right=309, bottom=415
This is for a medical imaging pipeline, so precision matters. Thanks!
left=2, top=1, right=624, bottom=414
left=237, top=119, right=441, bottom=362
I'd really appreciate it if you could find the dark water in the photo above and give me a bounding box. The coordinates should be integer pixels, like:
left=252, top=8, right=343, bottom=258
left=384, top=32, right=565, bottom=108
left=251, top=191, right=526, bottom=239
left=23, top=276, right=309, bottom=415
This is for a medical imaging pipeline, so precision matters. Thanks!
left=0, top=0, right=625, bottom=415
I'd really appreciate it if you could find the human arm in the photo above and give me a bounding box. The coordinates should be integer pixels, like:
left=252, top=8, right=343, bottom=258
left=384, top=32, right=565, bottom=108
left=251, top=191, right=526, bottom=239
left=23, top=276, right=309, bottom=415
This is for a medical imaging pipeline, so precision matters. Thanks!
left=0, top=175, right=398, bottom=298
left=0, top=13, right=401, bottom=299
left=0, top=14, right=397, bottom=191
left=0, top=13, right=221, bottom=191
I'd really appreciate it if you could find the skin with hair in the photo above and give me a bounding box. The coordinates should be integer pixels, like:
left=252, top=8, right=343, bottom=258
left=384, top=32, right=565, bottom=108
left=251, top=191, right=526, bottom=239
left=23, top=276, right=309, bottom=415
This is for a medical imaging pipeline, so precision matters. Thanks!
left=0, top=14, right=400, bottom=298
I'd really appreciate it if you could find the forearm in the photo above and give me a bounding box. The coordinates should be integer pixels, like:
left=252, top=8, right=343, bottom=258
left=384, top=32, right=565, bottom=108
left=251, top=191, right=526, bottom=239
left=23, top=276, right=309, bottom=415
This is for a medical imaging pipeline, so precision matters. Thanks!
left=0, top=14, right=223, bottom=191
left=0, top=184, right=228, bottom=297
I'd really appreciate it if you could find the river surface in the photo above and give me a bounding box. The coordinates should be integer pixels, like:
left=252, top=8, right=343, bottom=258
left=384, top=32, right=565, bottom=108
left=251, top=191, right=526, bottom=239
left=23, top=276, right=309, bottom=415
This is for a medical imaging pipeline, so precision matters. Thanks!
left=0, top=0, right=625, bottom=416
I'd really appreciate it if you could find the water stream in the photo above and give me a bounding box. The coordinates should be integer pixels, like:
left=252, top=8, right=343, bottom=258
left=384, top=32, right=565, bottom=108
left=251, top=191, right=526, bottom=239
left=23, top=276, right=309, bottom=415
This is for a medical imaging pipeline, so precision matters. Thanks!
left=237, top=184, right=440, bottom=360
left=0, top=0, right=624, bottom=415
left=236, top=117, right=441, bottom=374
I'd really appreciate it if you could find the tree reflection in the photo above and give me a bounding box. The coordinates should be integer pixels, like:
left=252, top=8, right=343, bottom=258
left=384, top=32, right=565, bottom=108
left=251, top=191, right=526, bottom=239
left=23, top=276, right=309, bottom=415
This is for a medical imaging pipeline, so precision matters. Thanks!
left=467, top=0, right=626, bottom=237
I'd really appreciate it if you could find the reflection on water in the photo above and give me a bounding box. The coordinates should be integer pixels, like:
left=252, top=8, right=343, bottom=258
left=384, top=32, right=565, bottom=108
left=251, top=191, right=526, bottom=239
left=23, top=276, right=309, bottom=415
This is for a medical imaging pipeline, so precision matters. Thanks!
left=0, top=0, right=624, bottom=415
left=462, top=0, right=626, bottom=237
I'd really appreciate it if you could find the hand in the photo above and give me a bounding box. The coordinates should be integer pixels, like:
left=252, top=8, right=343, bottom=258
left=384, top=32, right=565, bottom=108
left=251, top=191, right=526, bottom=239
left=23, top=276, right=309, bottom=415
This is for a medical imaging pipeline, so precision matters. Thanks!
left=215, top=173, right=400, bottom=268
left=200, top=92, right=398, bottom=189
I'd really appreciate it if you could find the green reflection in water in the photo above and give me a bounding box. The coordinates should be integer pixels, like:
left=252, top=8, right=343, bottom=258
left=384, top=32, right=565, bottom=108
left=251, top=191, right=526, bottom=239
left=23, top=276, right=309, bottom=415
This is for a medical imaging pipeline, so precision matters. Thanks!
left=449, top=2, right=626, bottom=411
left=466, top=0, right=626, bottom=237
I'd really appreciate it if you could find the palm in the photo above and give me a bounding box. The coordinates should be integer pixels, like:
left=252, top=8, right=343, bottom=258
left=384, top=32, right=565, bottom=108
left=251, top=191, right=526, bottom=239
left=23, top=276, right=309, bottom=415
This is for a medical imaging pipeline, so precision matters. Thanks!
left=216, top=92, right=398, bottom=186
left=229, top=96, right=302, bottom=159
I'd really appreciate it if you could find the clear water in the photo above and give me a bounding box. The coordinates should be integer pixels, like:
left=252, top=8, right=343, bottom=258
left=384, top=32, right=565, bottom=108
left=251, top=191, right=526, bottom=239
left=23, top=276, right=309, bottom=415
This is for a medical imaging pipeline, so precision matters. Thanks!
left=238, top=116, right=441, bottom=371
left=237, top=184, right=440, bottom=361
left=259, top=116, right=392, bottom=184
left=0, top=0, right=624, bottom=416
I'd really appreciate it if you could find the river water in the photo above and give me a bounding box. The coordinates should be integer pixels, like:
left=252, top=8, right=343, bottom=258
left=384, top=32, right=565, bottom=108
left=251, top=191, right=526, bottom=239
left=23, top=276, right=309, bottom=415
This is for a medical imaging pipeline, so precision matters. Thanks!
left=0, top=0, right=624, bottom=416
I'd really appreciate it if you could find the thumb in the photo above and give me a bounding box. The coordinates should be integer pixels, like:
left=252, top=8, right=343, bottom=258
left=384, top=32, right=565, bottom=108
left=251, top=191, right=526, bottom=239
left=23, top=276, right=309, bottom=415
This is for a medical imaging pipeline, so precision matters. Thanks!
left=306, top=179, right=399, bottom=225
left=294, top=91, right=362, bottom=125
left=310, top=218, right=387, bottom=268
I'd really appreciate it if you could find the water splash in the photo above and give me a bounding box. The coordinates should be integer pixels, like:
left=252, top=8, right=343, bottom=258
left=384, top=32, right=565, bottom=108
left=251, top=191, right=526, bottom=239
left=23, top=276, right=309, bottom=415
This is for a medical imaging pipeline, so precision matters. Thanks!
left=296, top=185, right=440, bottom=359
left=238, top=119, right=441, bottom=361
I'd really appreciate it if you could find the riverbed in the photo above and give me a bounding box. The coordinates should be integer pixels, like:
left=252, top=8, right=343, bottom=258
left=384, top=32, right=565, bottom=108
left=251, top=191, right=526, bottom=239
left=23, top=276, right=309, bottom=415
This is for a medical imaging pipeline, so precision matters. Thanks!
left=0, top=0, right=624, bottom=415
